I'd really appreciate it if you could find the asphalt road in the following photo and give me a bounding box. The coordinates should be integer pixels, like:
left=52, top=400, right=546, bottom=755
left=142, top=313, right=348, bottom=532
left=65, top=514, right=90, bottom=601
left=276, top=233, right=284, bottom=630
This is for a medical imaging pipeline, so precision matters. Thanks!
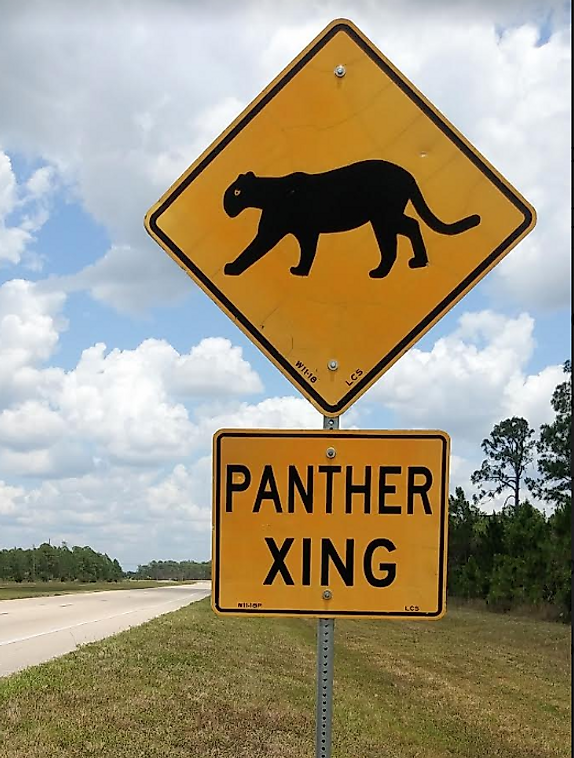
left=0, top=582, right=211, bottom=677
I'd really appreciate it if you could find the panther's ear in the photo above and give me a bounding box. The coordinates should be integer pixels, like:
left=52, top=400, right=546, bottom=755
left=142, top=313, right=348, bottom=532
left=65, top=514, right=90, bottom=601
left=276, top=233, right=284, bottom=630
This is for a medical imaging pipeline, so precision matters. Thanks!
left=245, top=171, right=255, bottom=178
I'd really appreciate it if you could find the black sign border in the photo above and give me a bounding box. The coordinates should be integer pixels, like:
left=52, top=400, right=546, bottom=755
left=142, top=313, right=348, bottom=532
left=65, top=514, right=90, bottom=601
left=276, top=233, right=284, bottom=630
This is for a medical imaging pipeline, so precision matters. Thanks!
left=148, top=21, right=533, bottom=415
left=213, top=430, right=449, bottom=618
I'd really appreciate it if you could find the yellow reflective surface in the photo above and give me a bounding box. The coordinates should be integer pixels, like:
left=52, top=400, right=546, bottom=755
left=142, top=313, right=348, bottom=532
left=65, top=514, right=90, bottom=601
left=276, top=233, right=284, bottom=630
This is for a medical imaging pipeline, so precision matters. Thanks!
left=212, top=429, right=450, bottom=619
left=145, top=19, right=535, bottom=415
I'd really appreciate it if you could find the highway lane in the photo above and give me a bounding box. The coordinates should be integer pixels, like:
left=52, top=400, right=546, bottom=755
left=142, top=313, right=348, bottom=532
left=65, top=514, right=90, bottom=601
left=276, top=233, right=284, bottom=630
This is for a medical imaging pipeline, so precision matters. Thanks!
left=0, top=582, right=210, bottom=677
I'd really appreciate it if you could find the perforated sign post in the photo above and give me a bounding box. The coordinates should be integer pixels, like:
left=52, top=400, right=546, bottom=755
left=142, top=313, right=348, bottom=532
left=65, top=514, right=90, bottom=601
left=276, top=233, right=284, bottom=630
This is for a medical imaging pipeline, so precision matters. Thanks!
left=145, top=18, right=535, bottom=418
left=145, top=17, right=536, bottom=758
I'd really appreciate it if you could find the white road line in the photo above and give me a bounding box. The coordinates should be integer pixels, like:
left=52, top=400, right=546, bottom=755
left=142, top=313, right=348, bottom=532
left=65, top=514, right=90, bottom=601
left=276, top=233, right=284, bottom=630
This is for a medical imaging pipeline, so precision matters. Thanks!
left=0, top=591, right=206, bottom=647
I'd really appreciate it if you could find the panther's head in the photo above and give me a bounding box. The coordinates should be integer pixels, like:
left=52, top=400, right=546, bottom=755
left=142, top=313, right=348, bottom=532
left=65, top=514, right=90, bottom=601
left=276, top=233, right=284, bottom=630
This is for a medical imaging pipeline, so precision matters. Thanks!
left=223, top=171, right=256, bottom=218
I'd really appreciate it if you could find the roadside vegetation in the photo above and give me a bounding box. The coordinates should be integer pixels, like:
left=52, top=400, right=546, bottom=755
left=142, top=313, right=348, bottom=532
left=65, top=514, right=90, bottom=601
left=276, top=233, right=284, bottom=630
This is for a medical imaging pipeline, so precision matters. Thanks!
left=0, top=545, right=211, bottom=598
left=0, top=544, right=123, bottom=584
left=127, top=558, right=211, bottom=581
left=0, top=597, right=570, bottom=758
left=449, top=361, right=571, bottom=620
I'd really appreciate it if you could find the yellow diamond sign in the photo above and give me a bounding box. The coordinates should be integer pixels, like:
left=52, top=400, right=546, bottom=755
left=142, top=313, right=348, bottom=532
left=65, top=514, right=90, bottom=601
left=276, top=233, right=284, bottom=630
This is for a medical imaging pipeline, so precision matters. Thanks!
left=145, top=18, right=535, bottom=416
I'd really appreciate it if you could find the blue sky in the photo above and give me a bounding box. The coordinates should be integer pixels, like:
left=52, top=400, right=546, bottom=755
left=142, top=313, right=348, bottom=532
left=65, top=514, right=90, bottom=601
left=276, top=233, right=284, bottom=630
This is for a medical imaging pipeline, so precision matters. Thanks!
left=0, top=0, right=570, bottom=571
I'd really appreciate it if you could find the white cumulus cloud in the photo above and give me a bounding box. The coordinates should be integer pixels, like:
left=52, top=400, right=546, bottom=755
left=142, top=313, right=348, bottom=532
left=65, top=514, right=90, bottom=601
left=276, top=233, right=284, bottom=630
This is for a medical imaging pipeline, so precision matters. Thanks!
left=0, top=279, right=67, bottom=408
left=0, top=281, right=264, bottom=475
left=0, top=480, right=23, bottom=517
left=0, top=150, right=55, bottom=267
left=369, top=309, right=562, bottom=444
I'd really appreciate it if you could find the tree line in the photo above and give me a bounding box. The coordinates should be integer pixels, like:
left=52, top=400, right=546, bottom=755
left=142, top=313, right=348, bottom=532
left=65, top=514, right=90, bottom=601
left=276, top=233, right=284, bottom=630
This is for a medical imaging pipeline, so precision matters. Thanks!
left=128, top=559, right=211, bottom=581
left=0, top=545, right=211, bottom=585
left=0, top=543, right=124, bottom=583
left=449, top=361, right=571, bottom=620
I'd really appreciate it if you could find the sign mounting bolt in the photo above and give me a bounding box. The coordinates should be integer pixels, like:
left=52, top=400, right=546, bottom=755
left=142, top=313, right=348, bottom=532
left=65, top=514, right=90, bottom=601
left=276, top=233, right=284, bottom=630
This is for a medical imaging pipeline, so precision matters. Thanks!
left=328, top=359, right=338, bottom=371
left=322, top=590, right=333, bottom=600
left=334, top=65, right=346, bottom=78
left=326, top=447, right=336, bottom=459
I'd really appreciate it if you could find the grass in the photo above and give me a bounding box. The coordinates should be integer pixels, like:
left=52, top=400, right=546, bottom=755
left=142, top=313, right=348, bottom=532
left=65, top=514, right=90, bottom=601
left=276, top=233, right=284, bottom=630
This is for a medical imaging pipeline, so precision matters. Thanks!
left=0, top=600, right=570, bottom=757
left=0, top=579, right=198, bottom=601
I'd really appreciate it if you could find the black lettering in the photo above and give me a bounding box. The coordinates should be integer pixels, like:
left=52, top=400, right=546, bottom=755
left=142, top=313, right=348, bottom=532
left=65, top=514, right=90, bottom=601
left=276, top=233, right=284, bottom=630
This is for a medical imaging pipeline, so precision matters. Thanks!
left=253, top=465, right=283, bottom=512
left=320, top=538, right=354, bottom=586
left=346, top=369, right=364, bottom=386
left=345, top=465, right=372, bottom=514
left=378, top=466, right=402, bottom=514
left=407, top=466, right=433, bottom=514
left=302, top=537, right=311, bottom=585
left=225, top=464, right=251, bottom=512
left=296, top=360, right=304, bottom=369
left=318, top=465, right=342, bottom=514
left=263, top=537, right=294, bottom=585
left=288, top=465, right=313, bottom=513
left=364, top=538, right=396, bottom=587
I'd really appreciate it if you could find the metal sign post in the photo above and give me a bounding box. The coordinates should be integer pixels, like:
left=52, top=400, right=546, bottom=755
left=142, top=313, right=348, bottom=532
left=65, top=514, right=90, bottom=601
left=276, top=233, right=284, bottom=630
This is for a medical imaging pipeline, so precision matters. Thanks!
left=317, top=414, right=339, bottom=758
left=316, top=617, right=335, bottom=758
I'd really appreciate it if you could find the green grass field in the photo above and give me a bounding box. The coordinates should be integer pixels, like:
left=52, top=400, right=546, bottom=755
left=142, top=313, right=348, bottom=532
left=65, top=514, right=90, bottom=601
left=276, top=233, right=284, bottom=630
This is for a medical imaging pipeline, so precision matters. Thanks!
left=0, top=599, right=570, bottom=758
left=0, top=579, right=198, bottom=601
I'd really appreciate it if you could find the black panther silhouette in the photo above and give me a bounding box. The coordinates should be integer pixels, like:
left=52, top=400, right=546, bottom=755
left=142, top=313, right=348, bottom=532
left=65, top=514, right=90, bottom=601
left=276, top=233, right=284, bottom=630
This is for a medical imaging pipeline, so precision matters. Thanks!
left=222, top=160, right=480, bottom=278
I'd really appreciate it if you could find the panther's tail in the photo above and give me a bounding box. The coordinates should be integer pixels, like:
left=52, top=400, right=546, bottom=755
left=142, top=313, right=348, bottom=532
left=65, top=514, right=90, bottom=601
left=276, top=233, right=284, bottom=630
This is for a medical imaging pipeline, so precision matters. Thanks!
left=410, top=182, right=480, bottom=235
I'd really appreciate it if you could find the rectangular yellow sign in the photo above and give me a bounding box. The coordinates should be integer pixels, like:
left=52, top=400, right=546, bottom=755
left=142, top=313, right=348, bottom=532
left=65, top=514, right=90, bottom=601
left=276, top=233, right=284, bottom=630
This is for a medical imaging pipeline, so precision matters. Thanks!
left=212, top=429, right=449, bottom=619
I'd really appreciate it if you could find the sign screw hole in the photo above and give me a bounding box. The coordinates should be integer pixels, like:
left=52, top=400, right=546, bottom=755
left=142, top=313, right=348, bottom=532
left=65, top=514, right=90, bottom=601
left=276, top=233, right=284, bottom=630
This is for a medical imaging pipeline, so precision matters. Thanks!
left=334, top=65, right=346, bottom=78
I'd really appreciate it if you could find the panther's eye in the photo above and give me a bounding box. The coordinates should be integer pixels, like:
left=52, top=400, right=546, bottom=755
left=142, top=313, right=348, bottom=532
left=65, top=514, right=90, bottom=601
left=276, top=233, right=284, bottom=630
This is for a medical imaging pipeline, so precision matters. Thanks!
left=233, top=188, right=241, bottom=197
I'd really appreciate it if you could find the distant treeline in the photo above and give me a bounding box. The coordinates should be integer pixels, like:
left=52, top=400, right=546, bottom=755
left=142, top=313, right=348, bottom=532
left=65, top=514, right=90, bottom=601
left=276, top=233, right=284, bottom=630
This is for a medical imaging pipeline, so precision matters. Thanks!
left=448, top=490, right=570, bottom=619
left=0, top=546, right=210, bottom=585
left=0, top=543, right=123, bottom=583
left=129, top=560, right=211, bottom=581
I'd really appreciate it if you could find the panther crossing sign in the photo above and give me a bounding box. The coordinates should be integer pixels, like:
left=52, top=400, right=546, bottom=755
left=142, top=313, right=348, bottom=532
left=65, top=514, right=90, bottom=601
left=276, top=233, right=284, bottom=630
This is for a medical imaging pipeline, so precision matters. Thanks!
left=144, top=18, right=535, bottom=416
left=212, top=429, right=450, bottom=619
